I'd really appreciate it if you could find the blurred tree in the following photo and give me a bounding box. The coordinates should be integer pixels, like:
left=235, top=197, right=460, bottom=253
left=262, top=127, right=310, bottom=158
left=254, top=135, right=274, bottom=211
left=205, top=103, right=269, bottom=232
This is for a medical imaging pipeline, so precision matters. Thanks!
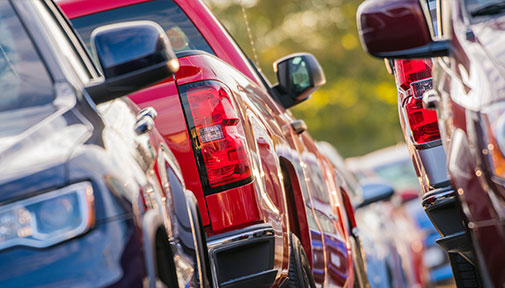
left=203, top=0, right=404, bottom=157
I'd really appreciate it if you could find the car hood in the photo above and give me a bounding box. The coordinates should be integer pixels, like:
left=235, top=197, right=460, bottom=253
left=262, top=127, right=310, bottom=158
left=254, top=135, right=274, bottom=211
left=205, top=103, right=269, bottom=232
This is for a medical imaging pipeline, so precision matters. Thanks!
left=0, top=108, right=92, bottom=200
left=472, top=15, right=505, bottom=105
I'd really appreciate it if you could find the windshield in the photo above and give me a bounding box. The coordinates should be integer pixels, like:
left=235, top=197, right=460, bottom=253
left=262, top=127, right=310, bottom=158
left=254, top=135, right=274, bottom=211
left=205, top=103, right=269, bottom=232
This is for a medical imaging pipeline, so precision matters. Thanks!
left=0, top=2, right=55, bottom=138
left=465, top=0, right=505, bottom=17
left=70, top=0, right=214, bottom=56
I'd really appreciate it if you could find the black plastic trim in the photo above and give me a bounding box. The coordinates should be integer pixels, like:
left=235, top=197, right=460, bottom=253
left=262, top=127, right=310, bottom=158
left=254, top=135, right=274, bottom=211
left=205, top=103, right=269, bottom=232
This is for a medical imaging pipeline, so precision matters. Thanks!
left=372, top=40, right=451, bottom=59
left=207, top=223, right=277, bottom=288
left=176, top=49, right=213, bottom=59
left=220, top=269, right=277, bottom=288
left=422, top=185, right=476, bottom=264
left=436, top=231, right=472, bottom=253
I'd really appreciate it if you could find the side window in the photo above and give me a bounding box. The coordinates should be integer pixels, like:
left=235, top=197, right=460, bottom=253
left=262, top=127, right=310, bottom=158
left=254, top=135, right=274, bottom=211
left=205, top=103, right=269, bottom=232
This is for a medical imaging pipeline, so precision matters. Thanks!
left=34, top=1, right=95, bottom=82
left=427, top=0, right=439, bottom=37
left=70, top=0, right=215, bottom=56
left=0, top=1, right=56, bottom=137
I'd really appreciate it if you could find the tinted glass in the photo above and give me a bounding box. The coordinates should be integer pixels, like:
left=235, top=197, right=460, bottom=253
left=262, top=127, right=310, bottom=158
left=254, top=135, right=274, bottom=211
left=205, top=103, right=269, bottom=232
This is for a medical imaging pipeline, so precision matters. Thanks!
left=0, top=2, right=55, bottom=137
left=71, top=0, right=214, bottom=56
left=465, top=0, right=505, bottom=17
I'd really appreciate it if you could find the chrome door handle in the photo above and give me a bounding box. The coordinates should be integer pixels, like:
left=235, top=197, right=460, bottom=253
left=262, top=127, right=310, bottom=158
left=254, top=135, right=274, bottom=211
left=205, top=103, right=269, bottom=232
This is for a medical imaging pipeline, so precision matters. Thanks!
left=135, top=115, right=155, bottom=135
left=137, top=106, right=158, bottom=121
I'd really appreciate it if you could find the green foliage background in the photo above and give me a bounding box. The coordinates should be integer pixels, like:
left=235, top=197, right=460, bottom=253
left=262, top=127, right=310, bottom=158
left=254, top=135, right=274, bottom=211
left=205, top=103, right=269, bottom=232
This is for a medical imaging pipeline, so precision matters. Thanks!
left=203, top=0, right=404, bottom=157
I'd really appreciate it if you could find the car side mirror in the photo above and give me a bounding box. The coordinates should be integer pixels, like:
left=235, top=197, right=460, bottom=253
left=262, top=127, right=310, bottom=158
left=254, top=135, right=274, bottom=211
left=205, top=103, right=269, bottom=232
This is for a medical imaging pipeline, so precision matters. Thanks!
left=86, top=21, right=180, bottom=104
left=357, top=0, right=450, bottom=59
left=273, top=53, right=326, bottom=109
left=356, top=180, right=395, bottom=209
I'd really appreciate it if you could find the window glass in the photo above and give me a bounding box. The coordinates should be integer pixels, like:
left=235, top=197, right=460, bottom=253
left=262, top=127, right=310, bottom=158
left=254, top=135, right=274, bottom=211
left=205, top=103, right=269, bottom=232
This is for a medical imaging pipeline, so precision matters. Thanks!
left=464, top=0, right=505, bottom=17
left=70, top=0, right=214, bottom=56
left=427, top=0, right=439, bottom=37
left=0, top=2, right=55, bottom=138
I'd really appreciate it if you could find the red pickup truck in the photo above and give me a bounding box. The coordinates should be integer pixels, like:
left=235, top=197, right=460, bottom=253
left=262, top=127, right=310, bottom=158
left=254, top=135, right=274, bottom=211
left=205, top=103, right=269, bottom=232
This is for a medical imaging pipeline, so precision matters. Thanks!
left=59, top=0, right=366, bottom=287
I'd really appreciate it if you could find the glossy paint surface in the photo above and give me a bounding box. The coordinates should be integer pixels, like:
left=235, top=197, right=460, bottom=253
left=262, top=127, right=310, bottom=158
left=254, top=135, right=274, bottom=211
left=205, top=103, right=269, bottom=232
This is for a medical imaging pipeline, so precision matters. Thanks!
left=2, top=1, right=209, bottom=286
left=433, top=1, right=505, bottom=285
left=60, top=0, right=358, bottom=286
left=175, top=53, right=291, bottom=285
left=205, top=182, right=260, bottom=232
left=357, top=0, right=431, bottom=56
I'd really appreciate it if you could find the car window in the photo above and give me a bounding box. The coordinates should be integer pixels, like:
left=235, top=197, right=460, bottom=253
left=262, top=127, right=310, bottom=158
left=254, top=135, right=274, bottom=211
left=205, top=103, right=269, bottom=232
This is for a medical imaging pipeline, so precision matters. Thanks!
left=465, top=0, right=505, bottom=17
left=0, top=2, right=55, bottom=138
left=70, top=0, right=215, bottom=57
left=427, top=0, right=439, bottom=37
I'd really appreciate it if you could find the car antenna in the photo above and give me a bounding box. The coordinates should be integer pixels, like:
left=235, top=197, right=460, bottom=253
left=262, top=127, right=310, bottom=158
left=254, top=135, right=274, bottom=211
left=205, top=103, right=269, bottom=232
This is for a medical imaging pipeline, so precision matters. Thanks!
left=240, top=0, right=262, bottom=72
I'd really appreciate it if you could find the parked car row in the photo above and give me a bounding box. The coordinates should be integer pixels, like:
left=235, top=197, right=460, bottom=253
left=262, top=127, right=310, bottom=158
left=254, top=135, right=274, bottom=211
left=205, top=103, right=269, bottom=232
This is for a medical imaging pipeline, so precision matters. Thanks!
left=347, top=144, right=455, bottom=286
left=0, top=1, right=209, bottom=287
left=1, top=0, right=417, bottom=287
left=358, top=0, right=505, bottom=286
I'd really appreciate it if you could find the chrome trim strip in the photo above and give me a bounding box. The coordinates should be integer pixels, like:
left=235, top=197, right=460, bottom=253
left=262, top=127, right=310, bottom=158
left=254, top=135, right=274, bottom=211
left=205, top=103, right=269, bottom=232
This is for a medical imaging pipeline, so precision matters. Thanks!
left=422, top=188, right=455, bottom=208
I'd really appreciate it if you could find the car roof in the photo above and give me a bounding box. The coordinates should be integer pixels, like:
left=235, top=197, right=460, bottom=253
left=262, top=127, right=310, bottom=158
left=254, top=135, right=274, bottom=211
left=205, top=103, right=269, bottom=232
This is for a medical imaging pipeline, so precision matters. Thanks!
left=57, top=0, right=150, bottom=18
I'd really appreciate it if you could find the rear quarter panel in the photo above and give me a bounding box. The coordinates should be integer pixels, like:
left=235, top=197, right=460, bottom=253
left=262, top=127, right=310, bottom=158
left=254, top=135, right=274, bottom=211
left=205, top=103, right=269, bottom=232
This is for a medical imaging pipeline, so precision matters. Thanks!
left=175, top=53, right=302, bottom=282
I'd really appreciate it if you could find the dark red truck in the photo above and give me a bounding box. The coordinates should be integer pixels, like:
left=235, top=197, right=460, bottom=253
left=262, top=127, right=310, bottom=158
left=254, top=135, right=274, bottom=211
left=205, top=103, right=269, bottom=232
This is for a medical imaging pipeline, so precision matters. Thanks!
left=357, top=0, right=505, bottom=286
left=60, top=0, right=367, bottom=287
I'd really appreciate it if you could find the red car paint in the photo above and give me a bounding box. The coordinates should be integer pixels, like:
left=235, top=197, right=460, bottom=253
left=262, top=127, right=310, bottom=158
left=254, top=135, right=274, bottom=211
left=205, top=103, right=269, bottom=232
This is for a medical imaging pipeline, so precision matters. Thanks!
left=59, top=0, right=361, bottom=286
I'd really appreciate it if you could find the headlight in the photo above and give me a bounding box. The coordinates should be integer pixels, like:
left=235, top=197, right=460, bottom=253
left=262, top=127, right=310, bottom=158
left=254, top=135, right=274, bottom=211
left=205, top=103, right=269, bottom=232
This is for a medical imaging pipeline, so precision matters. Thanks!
left=0, top=182, right=94, bottom=250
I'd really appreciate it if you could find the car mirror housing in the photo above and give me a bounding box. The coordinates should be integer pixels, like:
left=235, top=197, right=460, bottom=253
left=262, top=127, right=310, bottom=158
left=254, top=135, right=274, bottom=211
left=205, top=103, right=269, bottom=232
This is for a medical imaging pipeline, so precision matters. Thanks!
left=86, top=21, right=179, bottom=104
left=357, top=0, right=450, bottom=59
left=273, top=53, right=326, bottom=109
left=356, top=180, right=395, bottom=209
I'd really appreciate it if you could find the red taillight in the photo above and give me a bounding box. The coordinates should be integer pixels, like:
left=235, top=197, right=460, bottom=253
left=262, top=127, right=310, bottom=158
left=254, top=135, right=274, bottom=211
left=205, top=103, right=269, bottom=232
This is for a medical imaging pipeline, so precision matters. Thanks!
left=395, top=59, right=440, bottom=144
left=180, top=81, right=251, bottom=191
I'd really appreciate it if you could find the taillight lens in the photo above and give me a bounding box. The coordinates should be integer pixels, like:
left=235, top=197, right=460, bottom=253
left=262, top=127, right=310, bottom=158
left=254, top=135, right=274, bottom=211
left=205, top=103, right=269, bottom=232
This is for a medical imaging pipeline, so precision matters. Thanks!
left=395, top=59, right=440, bottom=144
left=180, top=81, right=252, bottom=192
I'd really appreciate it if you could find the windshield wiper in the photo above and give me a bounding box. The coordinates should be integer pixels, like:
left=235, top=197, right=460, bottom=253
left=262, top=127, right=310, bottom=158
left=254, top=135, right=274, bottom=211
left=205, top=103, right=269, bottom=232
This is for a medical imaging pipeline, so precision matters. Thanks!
left=471, top=2, right=505, bottom=17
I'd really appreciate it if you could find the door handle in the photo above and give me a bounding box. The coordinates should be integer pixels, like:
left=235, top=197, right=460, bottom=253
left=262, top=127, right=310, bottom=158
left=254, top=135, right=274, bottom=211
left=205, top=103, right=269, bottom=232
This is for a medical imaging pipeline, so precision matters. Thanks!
left=137, top=107, right=158, bottom=121
left=291, top=120, right=307, bottom=135
left=135, top=115, right=155, bottom=135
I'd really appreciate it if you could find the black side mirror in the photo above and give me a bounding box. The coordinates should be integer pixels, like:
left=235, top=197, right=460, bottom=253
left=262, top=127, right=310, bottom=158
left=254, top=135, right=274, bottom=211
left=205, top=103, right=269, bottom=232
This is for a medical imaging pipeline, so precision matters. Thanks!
left=273, top=53, right=326, bottom=109
left=356, top=180, right=395, bottom=209
left=86, top=21, right=179, bottom=104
